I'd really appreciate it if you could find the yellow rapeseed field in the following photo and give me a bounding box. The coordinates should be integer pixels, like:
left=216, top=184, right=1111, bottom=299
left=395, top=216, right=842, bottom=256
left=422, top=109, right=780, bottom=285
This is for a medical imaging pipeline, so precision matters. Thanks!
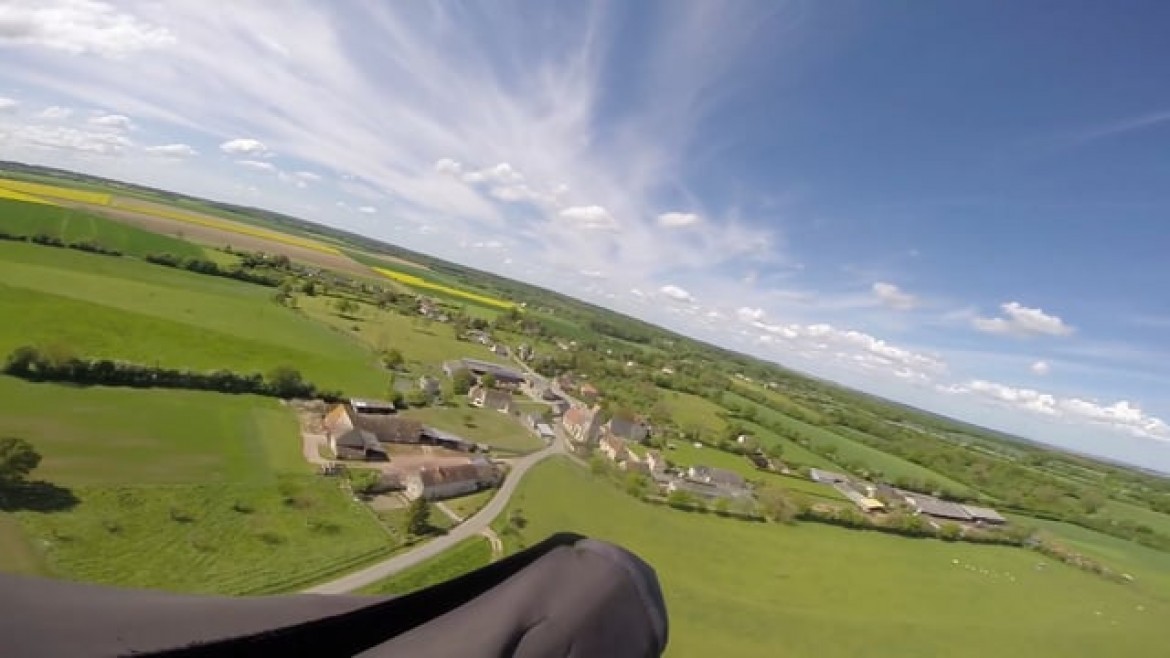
left=0, top=186, right=59, bottom=206
left=111, top=199, right=343, bottom=256
left=0, top=178, right=110, bottom=205
left=373, top=267, right=516, bottom=309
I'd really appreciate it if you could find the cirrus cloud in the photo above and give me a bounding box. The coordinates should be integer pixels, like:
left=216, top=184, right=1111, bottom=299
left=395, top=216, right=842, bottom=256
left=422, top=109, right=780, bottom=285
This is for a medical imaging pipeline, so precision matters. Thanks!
left=144, top=142, right=197, bottom=158
left=657, top=211, right=702, bottom=228
left=219, top=138, right=269, bottom=156
left=872, top=281, right=918, bottom=311
left=0, top=0, right=177, bottom=58
left=659, top=284, right=695, bottom=303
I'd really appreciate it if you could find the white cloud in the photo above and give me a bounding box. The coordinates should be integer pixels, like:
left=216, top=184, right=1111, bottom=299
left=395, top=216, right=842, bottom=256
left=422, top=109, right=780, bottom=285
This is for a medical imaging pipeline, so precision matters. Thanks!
left=5, top=123, right=130, bottom=155
left=558, top=205, right=618, bottom=231
left=0, top=0, right=176, bottom=58
left=659, top=284, right=695, bottom=303
left=219, top=138, right=269, bottom=156
left=872, top=281, right=918, bottom=311
left=1030, top=360, right=1051, bottom=376
left=944, top=379, right=1170, bottom=442
left=973, top=302, right=1074, bottom=337
left=293, top=171, right=321, bottom=182
left=236, top=159, right=276, bottom=172
left=737, top=307, right=766, bottom=322
left=38, top=105, right=73, bottom=120
left=144, top=143, right=197, bottom=158
left=0, top=97, right=18, bottom=112
left=87, top=113, right=132, bottom=130
left=357, top=205, right=377, bottom=214
left=433, top=158, right=463, bottom=175
left=657, top=212, right=702, bottom=228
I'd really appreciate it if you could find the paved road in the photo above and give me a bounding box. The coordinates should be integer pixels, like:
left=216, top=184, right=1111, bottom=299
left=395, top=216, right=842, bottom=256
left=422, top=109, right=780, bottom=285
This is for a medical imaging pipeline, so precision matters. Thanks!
left=304, top=438, right=564, bottom=594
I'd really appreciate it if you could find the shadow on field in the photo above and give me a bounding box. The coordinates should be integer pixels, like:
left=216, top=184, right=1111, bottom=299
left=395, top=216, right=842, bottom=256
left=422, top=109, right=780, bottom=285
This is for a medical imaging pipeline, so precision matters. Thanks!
left=0, top=481, right=80, bottom=513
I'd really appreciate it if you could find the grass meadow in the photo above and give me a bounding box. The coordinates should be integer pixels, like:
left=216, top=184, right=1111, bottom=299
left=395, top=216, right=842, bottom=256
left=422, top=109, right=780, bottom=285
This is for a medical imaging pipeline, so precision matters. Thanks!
left=0, top=197, right=206, bottom=259
left=0, top=242, right=388, bottom=396
left=0, top=378, right=392, bottom=593
left=662, top=440, right=849, bottom=504
left=497, top=459, right=1170, bottom=658
left=658, top=389, right=728, bottom=436
left=358, top=536, right=492, bottom=596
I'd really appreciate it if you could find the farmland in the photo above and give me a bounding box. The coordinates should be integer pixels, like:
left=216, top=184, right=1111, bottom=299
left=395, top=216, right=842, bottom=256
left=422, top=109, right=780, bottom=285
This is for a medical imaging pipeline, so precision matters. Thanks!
left=0, top=378, right=391, bottom=594
left=0, top=197, right=206, bottom=259
left=0, top=177, right=112, bottom=205
left=498, top=459, right=1170, bottom=658
left=0, top=241, right=388, bottom=396
left=658, top=389, right=728, bottom=436
left=373, top=266, right=516, bottom=310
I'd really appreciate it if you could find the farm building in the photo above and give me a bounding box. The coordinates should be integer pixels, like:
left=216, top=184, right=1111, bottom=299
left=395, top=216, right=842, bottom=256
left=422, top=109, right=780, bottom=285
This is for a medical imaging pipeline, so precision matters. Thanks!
left=442, top=358, right=526, bottom=387
left=468, top=385, right=515, bottom=414
left=324, top=403, right=425, bottom=460
left=810, top=468, right=850, bottom=485
left=960, top=504, right=1006, bottom=525
left=645, top=450, right=667, bottom=475
left=405, top=461, right=500, bottom=501
left=418, top=376, right=441, bottom=396
left=687, top=466, right=747, bottom=490
left=535, top=423, right=555, bottom=442
left=836, top=484, right=886, bottom=513
left=419, top=427, right=477, bottom=452
left=902, top=492, right=973, bottom=521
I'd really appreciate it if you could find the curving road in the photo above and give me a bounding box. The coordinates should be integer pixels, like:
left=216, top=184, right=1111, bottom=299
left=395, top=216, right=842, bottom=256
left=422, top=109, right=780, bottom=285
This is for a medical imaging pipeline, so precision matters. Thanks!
left=304, top=436, right=566, bottom=594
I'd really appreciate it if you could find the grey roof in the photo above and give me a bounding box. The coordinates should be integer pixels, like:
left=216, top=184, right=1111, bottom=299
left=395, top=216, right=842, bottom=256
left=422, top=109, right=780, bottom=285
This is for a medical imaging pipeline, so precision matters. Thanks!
left=607, top=417, right=647, bottom=441
left=535, top=423, right=555, bottom=436
left=906, top=493, right=972, bottom=520
left=456, top=358, right=526, bottom=381
left=960, top=504, right=1005, bottom=523
left=349, top=398, right=396, bottom=414
left=809, top=468, right=850, bottom=484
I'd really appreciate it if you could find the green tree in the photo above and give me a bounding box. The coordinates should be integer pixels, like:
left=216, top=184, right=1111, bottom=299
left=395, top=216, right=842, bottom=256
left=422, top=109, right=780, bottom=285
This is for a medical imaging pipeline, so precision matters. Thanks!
left=667, top=489, right=696, bottom=510
left=451, top=369, right=474, bottom=395
left=757, top=485, right=798, bottom=523
left=0, top=437, right=41, bottom=484
left=334, top=297, right=359, bottom=317
left=381, top=348, right=404, bottom=370
left=267, top=366, right=308, bottom=398
left=405, top=497, right=431, bottom=536
left=938, top=522, right=963, bottom=541
left=405, top=388, right=430, bottom=408
left=765, top=442, right=784, bottom=459
left=480, top=373, right=497, bottom=389
left=713, top=497, right=731, bottom=516
left=348, top=469, right=380, bottom=495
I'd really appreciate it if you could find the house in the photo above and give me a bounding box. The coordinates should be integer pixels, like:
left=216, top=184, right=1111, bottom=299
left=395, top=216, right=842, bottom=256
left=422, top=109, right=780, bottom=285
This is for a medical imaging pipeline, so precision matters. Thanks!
left=687, top=465, right=746, bottom=490
left=521, top=413, right=541, bottom=431
left=534, top=423, right=555, bottom=443
left=517, top=344, right=533, bottom=361
left=549, top=399, right=571, bottom=416
left=621, top=460, right=650, bottom=475
left=599, top=435, right=628, bottom=462
left=419, top=427, right=477, bottom=452
left=418, top=376, right=441, bottom=396
left=604, top=417, right=649, bottom=444
left=405, top=460, right=500, bottom=501
left=837, top=484, right=886, bottom=513
left=490, top=344, right=510, bottom=357
left=562, top=406, right=603, bottom=445
left=324, top=403, right=425, bottom=460
left=579, top=383, right=600, bottom=400
left=809, top=468, right=851, bottom=485
left=468, top=385, right=515, bottom=414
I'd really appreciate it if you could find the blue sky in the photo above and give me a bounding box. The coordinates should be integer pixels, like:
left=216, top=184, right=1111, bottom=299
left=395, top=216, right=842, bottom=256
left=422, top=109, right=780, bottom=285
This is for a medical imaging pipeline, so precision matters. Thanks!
left=1, top=1, right=1168, bottom=471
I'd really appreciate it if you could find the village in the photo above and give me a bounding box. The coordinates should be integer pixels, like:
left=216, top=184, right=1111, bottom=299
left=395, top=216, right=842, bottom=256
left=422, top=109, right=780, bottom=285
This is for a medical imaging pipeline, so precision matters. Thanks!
left=300, top=324, right=1008, bottom=536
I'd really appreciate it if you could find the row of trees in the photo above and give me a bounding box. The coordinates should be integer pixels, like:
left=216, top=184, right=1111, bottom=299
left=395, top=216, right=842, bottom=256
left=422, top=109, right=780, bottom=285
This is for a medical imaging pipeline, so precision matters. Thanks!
left=145, top=252, right=281, bottom=287
left=3, top=346, right=342, bottom=401
left=0, top=230, right=123, bottom=257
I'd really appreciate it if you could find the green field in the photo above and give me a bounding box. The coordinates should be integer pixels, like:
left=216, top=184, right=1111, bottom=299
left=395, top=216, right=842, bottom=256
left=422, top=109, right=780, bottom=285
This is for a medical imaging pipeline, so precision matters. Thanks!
left=739, top=420, right=839, bottom=469
left=728, top=380, right=827, bottom=424
left=358, top=536, right=492, bottom=596
left=0, top=378, right=392, bottom=593
left=401, top=404, right=544, bottom=453
left=725, top=391, right=970, bottom=490
left=0, top=242, right=388, bottom=395
left=0, top=197, right=206, bottom=259
left=444, top=488, right=497, bottom=520
left=1098, top=500, right=1170, bottom=537
left=296, top=294, right=500, bottom=374
left=662, top=440, right=849, bottom=504
left=497, top=459, right=1169, bottom=657
left=659, top=389, right=728, bottom=436
left=1023, top=516, right=1170, bottom=602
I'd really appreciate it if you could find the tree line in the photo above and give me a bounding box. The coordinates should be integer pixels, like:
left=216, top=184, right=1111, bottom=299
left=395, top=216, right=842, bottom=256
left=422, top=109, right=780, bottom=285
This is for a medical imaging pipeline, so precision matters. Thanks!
left=3, top=346, right=342, bottom=401
left=0, top=230, right=123, bottom=257
left=144, top=252, right=281, bottom=287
